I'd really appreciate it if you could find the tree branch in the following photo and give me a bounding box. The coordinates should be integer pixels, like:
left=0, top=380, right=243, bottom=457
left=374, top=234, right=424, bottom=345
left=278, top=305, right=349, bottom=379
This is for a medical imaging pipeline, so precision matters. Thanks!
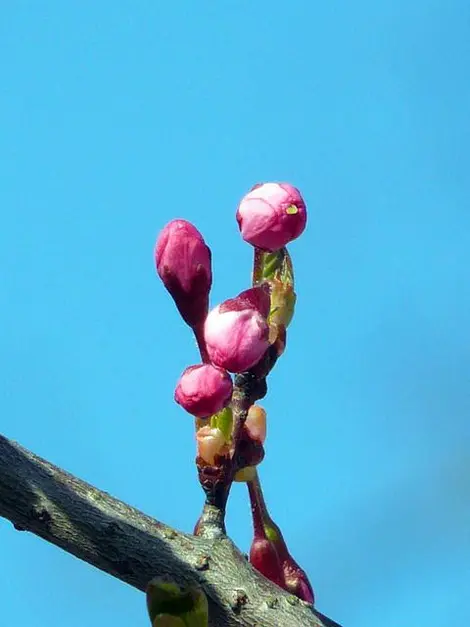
left=0, top=434, right=341, bottom=627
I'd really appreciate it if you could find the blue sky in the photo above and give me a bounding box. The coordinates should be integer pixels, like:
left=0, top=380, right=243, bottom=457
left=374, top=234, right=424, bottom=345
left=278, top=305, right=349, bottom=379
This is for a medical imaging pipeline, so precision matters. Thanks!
left=1, top=2, right=469, bottom=626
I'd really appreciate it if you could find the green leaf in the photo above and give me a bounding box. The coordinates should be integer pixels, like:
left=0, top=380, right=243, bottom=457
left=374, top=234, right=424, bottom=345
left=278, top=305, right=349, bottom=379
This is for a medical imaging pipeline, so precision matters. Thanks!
left=279, top=249, right=295, bottom=287
left=256, top=248, right=295, bottom=286
left=260, top=251, right=282, bottom=281
left=268, top=280, right=296, bottom=328
left=213, top=406, right=233, bottom=441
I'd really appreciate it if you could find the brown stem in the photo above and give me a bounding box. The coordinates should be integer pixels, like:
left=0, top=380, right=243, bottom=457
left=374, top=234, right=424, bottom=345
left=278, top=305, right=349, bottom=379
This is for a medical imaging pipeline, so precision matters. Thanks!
left=247, top=470, right=267, bottom=537
left=195, top=501, right=227, bottom=539
left=193, top=321, right=209, bottom=363
left=252, top=248, right=264, bottom=285
left=194, top=248, right=284, bottom=543
left=196, top=366, right=269, bottom=538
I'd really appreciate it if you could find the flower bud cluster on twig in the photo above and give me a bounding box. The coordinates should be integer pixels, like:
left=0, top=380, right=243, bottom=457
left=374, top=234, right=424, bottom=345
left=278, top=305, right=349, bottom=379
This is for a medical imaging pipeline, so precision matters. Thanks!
left=154, top=182, right=315, bottom=606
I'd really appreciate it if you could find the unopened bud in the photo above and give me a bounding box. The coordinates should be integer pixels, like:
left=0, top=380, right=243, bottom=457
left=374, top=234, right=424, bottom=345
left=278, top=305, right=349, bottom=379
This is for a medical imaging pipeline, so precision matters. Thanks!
left=282, top=558, right=315, bottom=605
left=174, top=364, right=233, bottom=418
left=196, top=426, right=226, bottom=465
left=236, top=183, right=307, bottom=251
left=204, top=287, right=270, bottom=373
left=155, top=220, right=212, bottom=327
left=249, top=537, right=284, bottom=587
left=264, top=521, right=316, bottom=605
left=245, top=404, right=267, bottom=444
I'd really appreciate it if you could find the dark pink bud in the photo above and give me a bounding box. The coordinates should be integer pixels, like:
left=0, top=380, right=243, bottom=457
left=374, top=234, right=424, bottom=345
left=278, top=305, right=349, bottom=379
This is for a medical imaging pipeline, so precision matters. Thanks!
left=249, top=537, right=284, bottom=588
left=220, top=286, right=271, bottom=318
left=236, top=182, right=307, bottom=251
left=155, top=220, right=212, bottom=327
left=204, top=287, right=270, bottom=373
left=174, top=364, right=233, bottom=418
left=282, top=558, right=315, bottom=605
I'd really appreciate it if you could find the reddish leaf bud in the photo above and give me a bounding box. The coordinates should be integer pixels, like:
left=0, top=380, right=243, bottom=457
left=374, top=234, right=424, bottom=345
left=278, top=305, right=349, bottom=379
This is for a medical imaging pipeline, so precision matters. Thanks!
left=236, top=183, right=307, bottom=251
left=174, top=364, right=233, bottom=418
left=204, top=287, right=270, bottom=373
left=155, top=220, right=212, bottom=327
left=282, top=558, right=315, bottom=605
left=249, top=537, right=284, bottom=588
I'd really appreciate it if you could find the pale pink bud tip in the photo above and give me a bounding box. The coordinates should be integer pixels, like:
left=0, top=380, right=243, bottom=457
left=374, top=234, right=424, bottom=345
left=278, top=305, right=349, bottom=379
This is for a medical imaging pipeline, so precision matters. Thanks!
left=174, top=364, right=233, bottom=418
left=236, top=182, right=307, bottom=251
left=245, top=404, right=267, bottom=444
left=196, top=426, right=226, bottom=465
left=204, top=287, right=270, bottom=373
left=155, top=220, right=212, bottom=327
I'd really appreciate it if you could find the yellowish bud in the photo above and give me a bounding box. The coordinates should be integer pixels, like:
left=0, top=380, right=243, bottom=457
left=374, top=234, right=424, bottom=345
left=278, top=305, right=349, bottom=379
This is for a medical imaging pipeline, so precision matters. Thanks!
left=196, top=426, right=226, bottom=465
left=234, top=466, right=257, bottom=482
left=245, top=404, right=267, bottom=444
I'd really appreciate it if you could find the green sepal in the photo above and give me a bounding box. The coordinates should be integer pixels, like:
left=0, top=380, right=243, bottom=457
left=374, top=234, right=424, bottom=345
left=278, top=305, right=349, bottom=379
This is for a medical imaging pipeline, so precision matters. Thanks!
left=254, top=248, right=297, bottom=328
left=269, top=281, right=296, bottom=328
left=278, top=249, right=295, bottom=287
left=257, top=248, right=295, bottom=286
left=146, top=577, right=209, bottom=627
left=260, top=251, right=282, bottom=282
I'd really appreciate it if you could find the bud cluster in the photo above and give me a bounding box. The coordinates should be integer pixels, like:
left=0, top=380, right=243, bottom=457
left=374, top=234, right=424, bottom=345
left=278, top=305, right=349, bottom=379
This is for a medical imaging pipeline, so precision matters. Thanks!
left=154, top=183, right=307, bottom=431
left=154, top=182, right=314, bottom=605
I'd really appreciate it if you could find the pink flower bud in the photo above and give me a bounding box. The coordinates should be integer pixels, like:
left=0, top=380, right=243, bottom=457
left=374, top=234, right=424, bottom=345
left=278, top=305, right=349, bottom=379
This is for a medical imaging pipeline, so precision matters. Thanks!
left=155, top=220, right=212, bottom=327
left=236, top=182, right=307, bottom=251
left=196, top=425, right=226, bottom=465
left=174, top=364, right=233, bottom=418
left=203, top=287, right=270, bottom=373
left=245, top=404, right=267, bottom=444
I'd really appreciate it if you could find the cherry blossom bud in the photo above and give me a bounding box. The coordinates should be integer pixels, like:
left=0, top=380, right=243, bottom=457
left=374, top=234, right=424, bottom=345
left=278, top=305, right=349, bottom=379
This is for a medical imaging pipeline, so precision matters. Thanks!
left=249, top=537, right=284, bottom=587
left=196, top=425, right=226, bottom=465
left=282, top=558, right=315, bottom=605
left=155, top=220, right=212, bottom=327
left=236, top=183, right=307, bottom=251
left=245, top=404, right=267, bottom=444
left=204, top=287, right=270, bottom=373
left=174, top=364, right=232, bottom=418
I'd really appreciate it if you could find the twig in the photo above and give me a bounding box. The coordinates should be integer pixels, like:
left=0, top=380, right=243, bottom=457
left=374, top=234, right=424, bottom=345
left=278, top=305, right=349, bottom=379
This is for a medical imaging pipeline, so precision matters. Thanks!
left=0, top=434, right=341, bottom=627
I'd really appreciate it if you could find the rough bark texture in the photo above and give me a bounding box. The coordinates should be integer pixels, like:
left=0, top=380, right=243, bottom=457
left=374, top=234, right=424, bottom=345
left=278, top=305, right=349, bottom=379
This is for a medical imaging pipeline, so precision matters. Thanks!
left=0, top=434, right=341, bottom=627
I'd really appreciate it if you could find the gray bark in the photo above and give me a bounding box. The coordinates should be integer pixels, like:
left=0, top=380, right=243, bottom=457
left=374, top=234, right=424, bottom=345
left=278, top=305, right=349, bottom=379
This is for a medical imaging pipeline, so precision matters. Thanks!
left=0, top=434, right=341, bottom=627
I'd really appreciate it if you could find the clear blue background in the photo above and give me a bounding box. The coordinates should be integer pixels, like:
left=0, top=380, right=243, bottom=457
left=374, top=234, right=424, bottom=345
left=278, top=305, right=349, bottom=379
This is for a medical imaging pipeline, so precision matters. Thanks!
left=1, top=2, right=469, bottom=626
